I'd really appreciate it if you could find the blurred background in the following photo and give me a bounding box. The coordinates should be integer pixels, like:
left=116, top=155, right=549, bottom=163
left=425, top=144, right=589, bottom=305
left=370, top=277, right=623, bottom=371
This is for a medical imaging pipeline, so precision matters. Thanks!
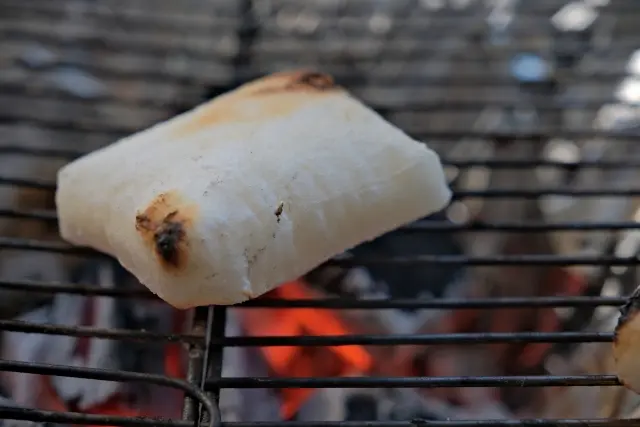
left=2, top=0, right=640, bottom=425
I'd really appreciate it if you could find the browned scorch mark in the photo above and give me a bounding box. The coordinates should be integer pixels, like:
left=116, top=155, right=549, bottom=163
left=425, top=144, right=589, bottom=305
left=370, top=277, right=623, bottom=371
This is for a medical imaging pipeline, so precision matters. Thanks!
left=295, top=71, right=337, bottom=90
left=171, top=70, right=342, bottom=138
left=135, top=190, right=198, bottom=272
left=250, top=70, right=338, bottom=95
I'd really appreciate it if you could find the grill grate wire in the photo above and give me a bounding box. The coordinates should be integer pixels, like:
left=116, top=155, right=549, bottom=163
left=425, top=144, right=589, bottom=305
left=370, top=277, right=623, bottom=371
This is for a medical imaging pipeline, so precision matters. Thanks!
left=1, top=0, right=640, bottom=426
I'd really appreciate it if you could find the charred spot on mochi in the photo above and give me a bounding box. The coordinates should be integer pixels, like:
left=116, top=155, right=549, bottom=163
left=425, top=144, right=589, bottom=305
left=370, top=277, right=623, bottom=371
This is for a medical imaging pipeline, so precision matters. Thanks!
left=134, top=191, right=197, bottom=272
left=170, top=70, right=342, bottom=137
left=253, top=70, right=340, bottom=95
left=153, top=211, right=186, bottom=266
left=290, top=71, right=337, bottom=91
left=274, top=201, right=284, bottom=223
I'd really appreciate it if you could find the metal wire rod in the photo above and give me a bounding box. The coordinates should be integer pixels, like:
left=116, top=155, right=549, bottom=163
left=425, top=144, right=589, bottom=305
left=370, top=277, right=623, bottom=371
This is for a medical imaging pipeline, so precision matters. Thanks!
left=0, top=407, right=193, bottom=427
left=1, top=118, right=639, bottom=141
left=0, top=320, right=615, bottom=345
left=210, top=422, right=640, bottom=427
left=5, top=55, right=634, bottom=88
left=6, top=175, right=640, bottom=198
left=0, top=208, right=58, bottom=222
left=0, top=280, right=626, bottom=308
left=4, top=17, right=640, bottom=59
left=5, top=415, right=633, bottom=427
left=0, top=319, right=203, bottom=344
left=201, top=332, right=615, bottom=347
left=0, top=177, right=56, bottom=191
left=1, top=237, right=638, bottom=265
left=0, top=116, right=131, bottom=136
left=0, top=360, right=217, bottom=427
left=4, top=417, right=624, bottom=427
left=6, top=0, right=640, bottom=13
left=0, top=279, right=154, bottom=298
left=4, top=0, right=640, bottom=33
left=6, top=145, right=640, bottom=171
left=201, top=306, right=227, bottom=426
left=204, top=375, right=620, bottom=389
left=403, top=221, right=640, bottom=232
left=327, top=254, right=639, bottom=267
left=237, top=296, right=627, bottom=309
left=5, top=207, right=640, bottom=233
left=0, top=8, right=530, bottom=34
left=0, top=29, right=610, bottom=61
left=5, top=84, right=637, bottom=112
left=447, top=189, right=640, bottom=199
left=0, top=146, right=83, bottom=159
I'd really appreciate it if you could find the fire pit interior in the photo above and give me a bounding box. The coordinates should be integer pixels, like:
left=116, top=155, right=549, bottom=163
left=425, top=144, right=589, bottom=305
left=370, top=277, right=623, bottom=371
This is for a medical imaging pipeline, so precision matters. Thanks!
left=2, top=0, right=640, bottom=426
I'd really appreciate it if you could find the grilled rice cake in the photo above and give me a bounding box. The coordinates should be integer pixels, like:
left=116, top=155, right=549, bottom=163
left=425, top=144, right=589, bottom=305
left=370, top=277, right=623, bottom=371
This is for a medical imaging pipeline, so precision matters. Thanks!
left=55, top=70, right=452, bottom=309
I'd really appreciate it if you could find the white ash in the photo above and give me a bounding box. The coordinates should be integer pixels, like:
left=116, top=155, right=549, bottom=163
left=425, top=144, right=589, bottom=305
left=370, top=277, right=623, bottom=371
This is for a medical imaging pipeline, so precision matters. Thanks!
left=1, top=260, right=182, bottom=418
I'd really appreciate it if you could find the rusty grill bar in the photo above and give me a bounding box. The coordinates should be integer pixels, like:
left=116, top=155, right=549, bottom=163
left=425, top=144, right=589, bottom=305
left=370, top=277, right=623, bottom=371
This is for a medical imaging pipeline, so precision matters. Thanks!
left=2, top=0, right=640, bottom=426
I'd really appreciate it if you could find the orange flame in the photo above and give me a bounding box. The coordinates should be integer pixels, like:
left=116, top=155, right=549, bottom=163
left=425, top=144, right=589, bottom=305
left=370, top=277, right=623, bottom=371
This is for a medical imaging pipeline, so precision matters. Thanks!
left=240, top=280, right=373, bottom=420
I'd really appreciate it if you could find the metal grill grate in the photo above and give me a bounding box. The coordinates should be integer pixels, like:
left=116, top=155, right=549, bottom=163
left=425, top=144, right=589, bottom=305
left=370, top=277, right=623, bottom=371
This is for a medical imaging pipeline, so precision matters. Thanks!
left=1, top=0, right=640, bottom=426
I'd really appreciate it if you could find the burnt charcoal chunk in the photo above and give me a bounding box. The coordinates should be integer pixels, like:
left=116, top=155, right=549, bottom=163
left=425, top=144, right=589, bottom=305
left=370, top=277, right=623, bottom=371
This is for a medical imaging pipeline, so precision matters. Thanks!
left=344, top=394, right=378, bottom=421
left=347, top=211, right=464, bottom=311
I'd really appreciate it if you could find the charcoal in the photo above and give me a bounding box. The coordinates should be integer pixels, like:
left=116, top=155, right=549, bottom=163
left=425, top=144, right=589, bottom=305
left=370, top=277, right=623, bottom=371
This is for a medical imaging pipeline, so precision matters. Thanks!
left=344, top=394, right=378, bottom=420
left=45, top=290, right=121, bottom=410
left=2, top=259, right=185, bottom=418
left=295, top=387, right=481, bottom=422
left=302, top=210, right=467, bottom=336
left=1, top=306, right=51, bottom=409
